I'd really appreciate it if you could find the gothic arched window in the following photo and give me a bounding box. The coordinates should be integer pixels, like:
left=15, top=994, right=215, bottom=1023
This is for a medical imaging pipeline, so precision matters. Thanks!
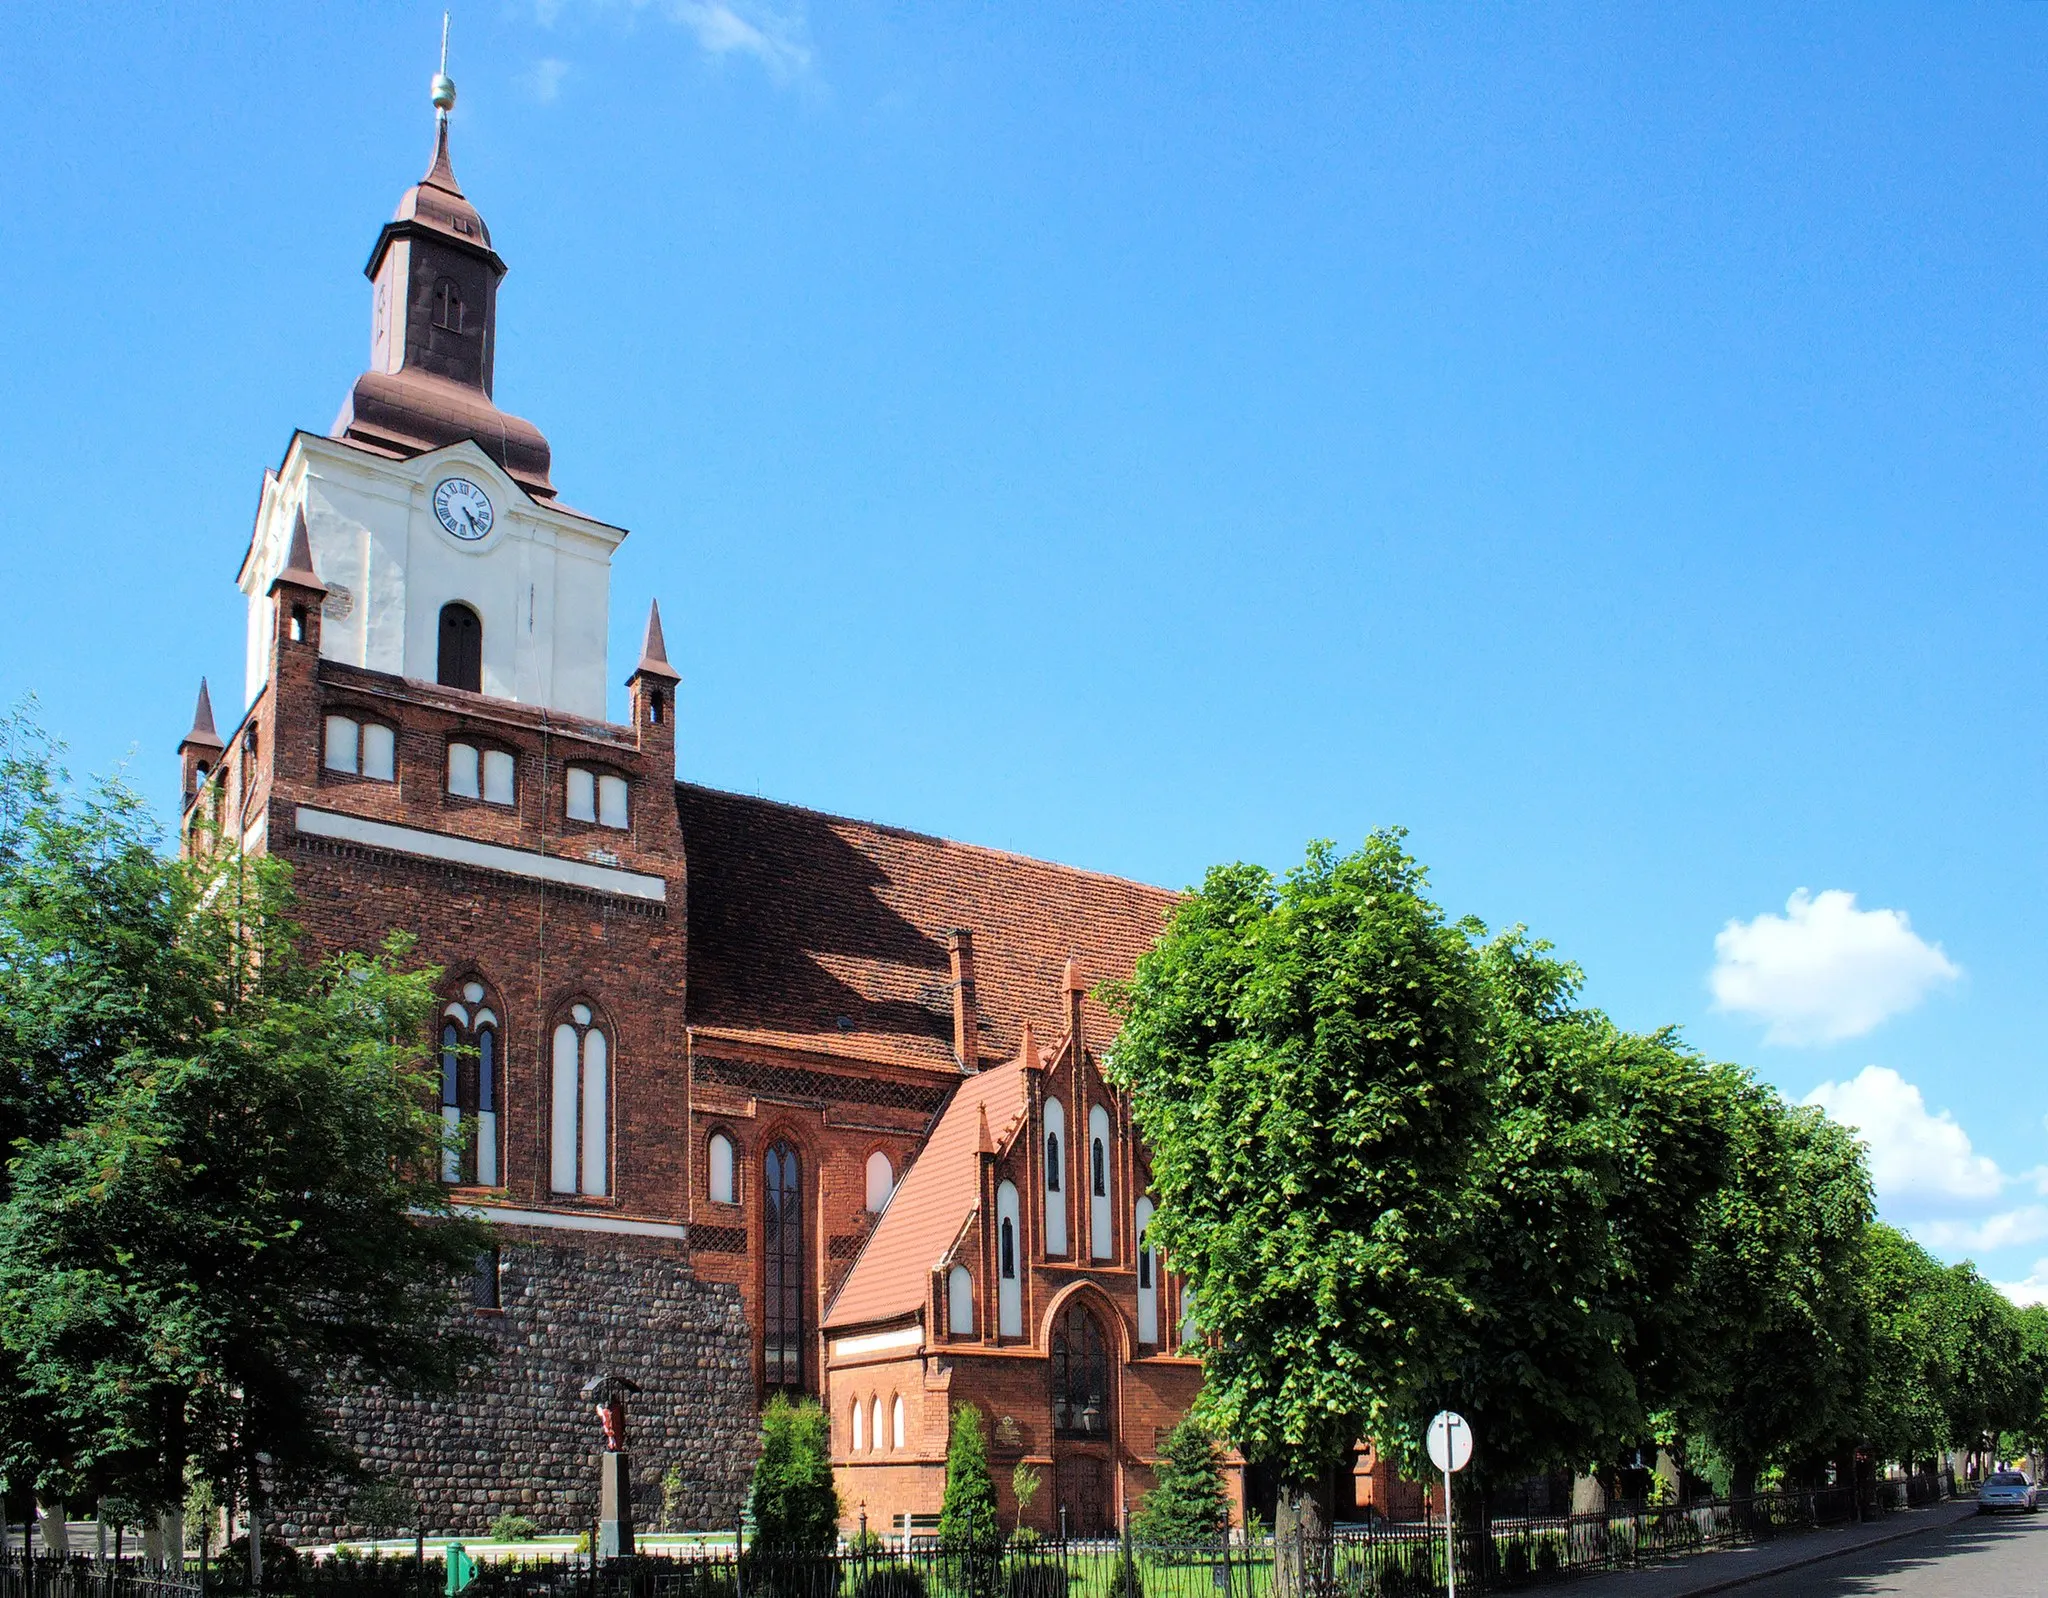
left=1044, top=1098, right=1068, bottom=1256
left=438, top=986, right=499, bottom=1186
left=549, top=1003, right=608, bottom=1198
left=1050, top=1303, right=1110, bottom=1438
left=438, top=602, right=482, bottom=692
left=763, top=1141, right=805, bottom=1391
left=1088, top=1103, right=1113, bottom=1261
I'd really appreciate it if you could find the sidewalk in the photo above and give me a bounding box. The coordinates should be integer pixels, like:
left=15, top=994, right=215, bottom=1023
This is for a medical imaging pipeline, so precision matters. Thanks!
left=1553, top=1500, right=1979, bottom=1598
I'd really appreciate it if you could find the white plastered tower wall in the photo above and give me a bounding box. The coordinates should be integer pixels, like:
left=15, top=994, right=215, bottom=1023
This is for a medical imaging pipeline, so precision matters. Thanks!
left=239, top=433, right=627, bottom=719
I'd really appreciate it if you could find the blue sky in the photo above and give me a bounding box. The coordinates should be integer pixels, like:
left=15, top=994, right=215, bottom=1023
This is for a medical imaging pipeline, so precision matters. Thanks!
left=3, top=5, right=2045, bottom=1291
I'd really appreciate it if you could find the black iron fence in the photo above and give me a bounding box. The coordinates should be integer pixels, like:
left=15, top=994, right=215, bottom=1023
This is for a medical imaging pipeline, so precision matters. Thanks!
left=0, top=1475, right=1949, bottom=1598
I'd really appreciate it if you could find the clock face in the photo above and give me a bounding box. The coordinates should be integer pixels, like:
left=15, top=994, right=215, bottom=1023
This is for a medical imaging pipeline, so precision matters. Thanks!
left=433, top=477, right=495, bottom=542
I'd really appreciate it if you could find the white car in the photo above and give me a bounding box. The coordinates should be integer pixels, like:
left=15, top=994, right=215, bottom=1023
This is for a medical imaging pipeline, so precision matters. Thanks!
left=1976, top=1472, right=2038, bottom=1514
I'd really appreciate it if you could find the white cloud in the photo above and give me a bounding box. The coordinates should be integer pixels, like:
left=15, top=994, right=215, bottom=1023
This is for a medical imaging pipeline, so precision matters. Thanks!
left=534, top=0, right=814, bottom=83
left=668, top=1, right=813, bottom=80
left=1993, top=1262, right=2048, bottom=1307
left=1911, top=1206, right=2048, bottom=1254
left=1804, top=1065, right=2004, bottom=1203
left=523, top=58, right=572, bottom=103
left=1711, top=888, right=1959, bottom=1045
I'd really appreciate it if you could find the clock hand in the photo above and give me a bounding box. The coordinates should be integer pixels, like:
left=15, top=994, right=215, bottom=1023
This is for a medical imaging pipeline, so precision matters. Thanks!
left=461, top=506, right=477, bottom=534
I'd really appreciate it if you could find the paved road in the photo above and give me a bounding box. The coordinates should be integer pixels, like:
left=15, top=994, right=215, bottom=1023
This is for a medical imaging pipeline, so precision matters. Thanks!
left=1724, top=1507, right=2047, bottom=1595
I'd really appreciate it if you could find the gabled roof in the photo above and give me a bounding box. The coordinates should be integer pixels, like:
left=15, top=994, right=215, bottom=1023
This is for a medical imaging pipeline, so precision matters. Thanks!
left=823, top=1055, right=1029, bottom=1331
left=675, top=784, right=1177, bottom=1072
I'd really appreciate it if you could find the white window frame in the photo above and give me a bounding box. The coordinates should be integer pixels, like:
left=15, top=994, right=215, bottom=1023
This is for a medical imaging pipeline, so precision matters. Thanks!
left=708, top=1132, right=737, bottom=1205
left=447, top=741, right=481, bottom=799
left=1088, top=1104, right=1113, bottom=1261
left=1136, top=1195, right=1158, bottom=1345
left=566, top=766, right=596, bottom=822
left=549, top=1005, right=609, bottom=1198
left=1043, top=1098, right=1068, bottom=1256
left=997, top=1180, right=1022, bottom=1337
left=947, top=1264, right=974, bottom=1337
left=324, top=715, right=359, bottom=774
left=481, top=748, right=515, bottom=806
left=865, top=1150, right=895, bottom=1213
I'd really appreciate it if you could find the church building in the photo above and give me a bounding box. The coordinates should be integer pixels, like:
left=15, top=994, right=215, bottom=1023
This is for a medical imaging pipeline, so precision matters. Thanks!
left=176, top=69, right=1216, bottom=1543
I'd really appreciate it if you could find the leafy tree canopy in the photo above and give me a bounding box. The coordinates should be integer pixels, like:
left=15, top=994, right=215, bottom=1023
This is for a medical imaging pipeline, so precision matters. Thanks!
left=0, top=709, right=488, bottom=1511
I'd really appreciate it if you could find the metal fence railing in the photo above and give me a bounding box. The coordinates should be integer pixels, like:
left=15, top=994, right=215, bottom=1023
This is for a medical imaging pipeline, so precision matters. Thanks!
left=0, top=1474, right=1948, bottom=1598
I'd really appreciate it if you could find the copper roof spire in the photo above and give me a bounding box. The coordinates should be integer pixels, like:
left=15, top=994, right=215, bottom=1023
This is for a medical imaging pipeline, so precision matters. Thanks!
left=331, top=14, right=556, bottom=496
left=182, top=680, right=225, bottom=753
left=631, top=600, right=682, bottom=683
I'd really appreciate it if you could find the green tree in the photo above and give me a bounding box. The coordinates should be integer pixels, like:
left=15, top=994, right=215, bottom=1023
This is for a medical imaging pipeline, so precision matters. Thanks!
left=938, top=1403, right=999, bottom=1545
left=747, top=1395, right=840, bottom=1553
left=1108, top=835, right=1492, bottom=1546
left=1681, top=1085, right=1873, bottom=1496
left=1133, top=1417, right=1230, bottom=1543
left=1856, top=1224, right=1950, bottom=1470
left=0, top=712, right=489, bottom=1542
left=1429, top=933, right=1733, bottom=1501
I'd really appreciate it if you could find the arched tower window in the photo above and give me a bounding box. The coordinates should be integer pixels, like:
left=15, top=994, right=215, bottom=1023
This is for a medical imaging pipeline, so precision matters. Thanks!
left=1050, top=1302, right=1110, bottom=1439
left=1043, top=1098, right=1068, bottom=1256
left=438, top=985, right=499, bottom=1186
left=549, top=1004, right=608, bottom=1198
left=438, top=602, right=483, bottom=692
left=432, top=277, right=465, bottom=332
left=763, top=1141, right=805, bottom=1391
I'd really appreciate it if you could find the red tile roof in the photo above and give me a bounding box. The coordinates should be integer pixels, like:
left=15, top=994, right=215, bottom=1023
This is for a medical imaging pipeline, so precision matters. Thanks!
left=823, top=1054, right=1029, bottom=1331
left=674, top=784, right=1178, bottom=1073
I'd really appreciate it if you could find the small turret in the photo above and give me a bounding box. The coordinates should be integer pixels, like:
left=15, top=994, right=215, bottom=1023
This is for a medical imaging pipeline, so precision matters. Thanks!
left=627, top=599, right=681, bottom=769
left=177, top=679, right=226, bottom=811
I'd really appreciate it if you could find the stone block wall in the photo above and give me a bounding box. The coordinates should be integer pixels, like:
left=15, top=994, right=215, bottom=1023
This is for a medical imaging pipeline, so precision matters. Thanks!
left=277, top=1232, right=757, bottom=1543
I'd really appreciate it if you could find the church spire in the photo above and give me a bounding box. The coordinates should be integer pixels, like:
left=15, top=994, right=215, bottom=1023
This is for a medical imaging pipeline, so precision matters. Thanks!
left=330, top=19, right=556, bottom=496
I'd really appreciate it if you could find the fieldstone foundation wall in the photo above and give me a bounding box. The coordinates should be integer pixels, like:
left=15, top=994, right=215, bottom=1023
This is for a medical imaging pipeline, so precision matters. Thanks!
left=277, top=1232, right=757, bottom=1543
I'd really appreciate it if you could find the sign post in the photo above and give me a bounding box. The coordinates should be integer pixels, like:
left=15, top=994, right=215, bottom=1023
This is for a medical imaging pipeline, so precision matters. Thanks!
left=1426, top=1412, right=1473, bottom=1598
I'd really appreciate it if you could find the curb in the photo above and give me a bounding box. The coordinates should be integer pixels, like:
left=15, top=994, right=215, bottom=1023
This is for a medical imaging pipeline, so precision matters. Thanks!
left=1623, top=1503, right=1976, bottom=1598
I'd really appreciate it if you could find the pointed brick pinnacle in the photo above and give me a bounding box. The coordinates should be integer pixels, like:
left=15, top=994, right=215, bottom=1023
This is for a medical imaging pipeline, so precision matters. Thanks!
left=1063, top=955, right=1087, bottom=994
left=270, top=506, right=326, bottom=596
left=630, top=598, right=682, bottom=683
left=1018, top=1019, right=1042, bottom=1071
left=181, top=678, right=225, bottom=753
left=977, top=1101, right=996, bottom=1155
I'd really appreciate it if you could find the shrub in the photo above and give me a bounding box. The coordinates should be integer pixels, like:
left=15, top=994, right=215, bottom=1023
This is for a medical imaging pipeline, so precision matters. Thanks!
left=749, top=1394, right=841, bottom=1554
left=1131, top=1418, right=1230, bottom=1544
left=939, top=1404, right=1000, bottom=1546
left=490, top=1513, right=541, bottom=1543
left=854, top=1566, right=929, bottom=1598
left=1005, top=1561, right=1070, bottom=1598
left=1007, top=1528, right=1043, bottom=1553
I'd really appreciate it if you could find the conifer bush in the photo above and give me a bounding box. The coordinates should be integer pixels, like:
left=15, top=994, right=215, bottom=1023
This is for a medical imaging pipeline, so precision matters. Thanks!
left=1131, top=1419, right=1231, bottom=1545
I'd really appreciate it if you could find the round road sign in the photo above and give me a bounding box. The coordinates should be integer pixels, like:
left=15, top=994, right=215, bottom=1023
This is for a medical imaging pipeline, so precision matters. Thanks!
left=1427, top=1410, right=1473, bottom=1474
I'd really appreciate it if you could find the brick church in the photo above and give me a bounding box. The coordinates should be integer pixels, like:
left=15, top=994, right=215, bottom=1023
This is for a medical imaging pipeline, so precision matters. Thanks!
left=174, top=73, right=1221, bottom=1543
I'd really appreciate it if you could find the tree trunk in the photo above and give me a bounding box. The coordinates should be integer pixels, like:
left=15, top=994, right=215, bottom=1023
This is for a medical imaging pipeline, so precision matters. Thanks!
left=1272, top=1479, right=1330, bottom=1598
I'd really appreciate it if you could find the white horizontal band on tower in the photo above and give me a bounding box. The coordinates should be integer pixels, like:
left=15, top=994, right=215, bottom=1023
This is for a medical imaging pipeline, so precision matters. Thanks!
left=294, top=805, right=666, bottom=902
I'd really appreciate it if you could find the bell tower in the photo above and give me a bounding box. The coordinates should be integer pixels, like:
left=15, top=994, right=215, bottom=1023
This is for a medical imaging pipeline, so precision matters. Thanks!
left=235, top=42, right=628, bottom=721
left=329, top=31, right=553, bottom=497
